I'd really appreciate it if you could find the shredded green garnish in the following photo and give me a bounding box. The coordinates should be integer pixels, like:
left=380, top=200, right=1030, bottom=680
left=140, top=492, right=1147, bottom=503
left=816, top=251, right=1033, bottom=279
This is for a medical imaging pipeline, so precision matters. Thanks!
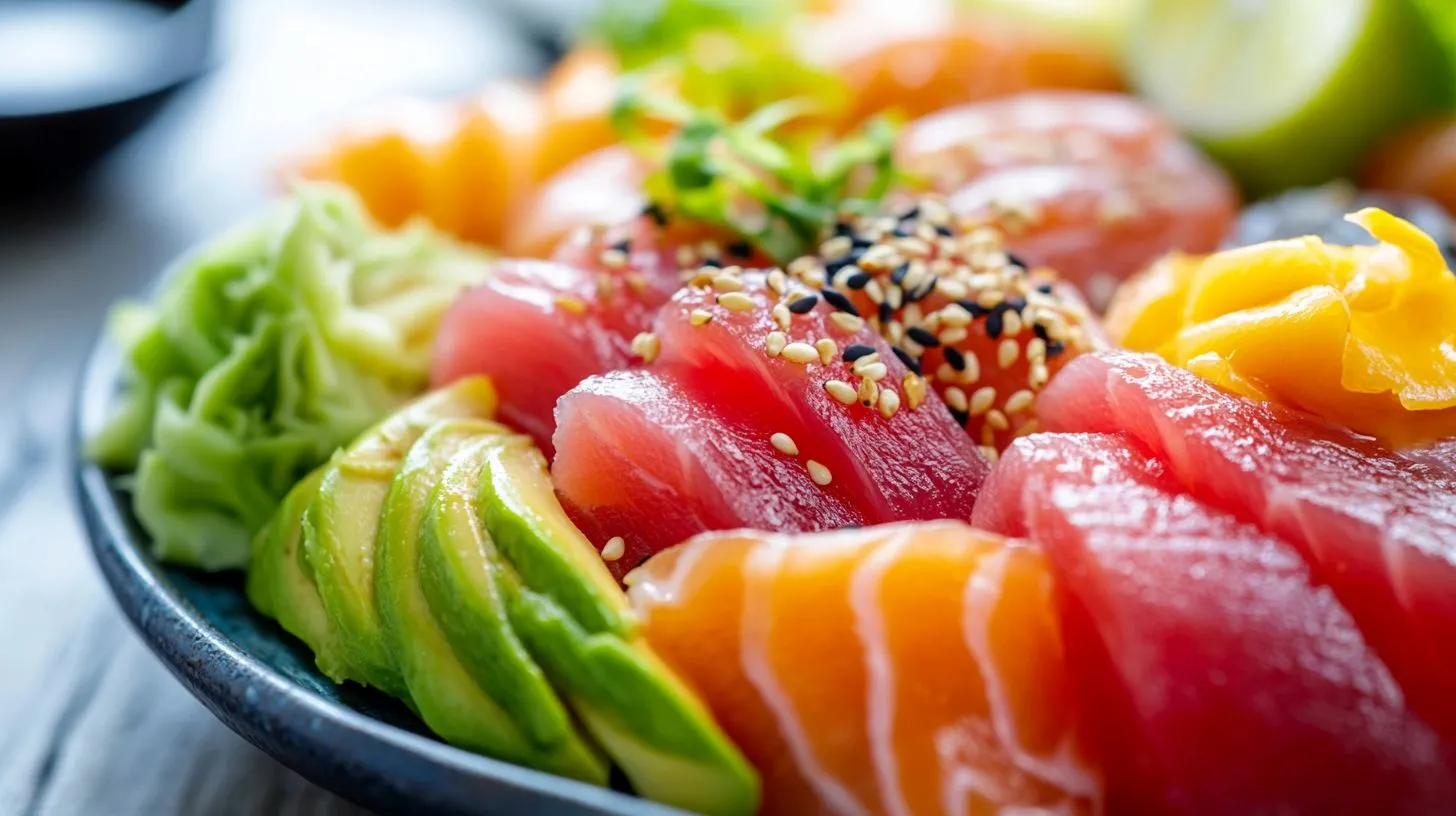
left=90, top=184, right=493, bottom=570
left=614, top=87, right=901, bottom=263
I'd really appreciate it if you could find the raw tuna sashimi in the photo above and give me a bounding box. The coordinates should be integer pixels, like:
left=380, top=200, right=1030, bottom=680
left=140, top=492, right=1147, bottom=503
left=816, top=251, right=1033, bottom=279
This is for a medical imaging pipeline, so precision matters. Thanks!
left=1037, top=350, right=1456, bottom=743
left=431, top=213, right=754, bottom=454
left=975, top=430, right=1456, bottom=814
left=554, top=271, right=991, bottom=576
left=896, top=93, right=1237, bottom=304
left=782, top=198, right=1105, bottom=453
left=627, top=522, right=1102, bottom=816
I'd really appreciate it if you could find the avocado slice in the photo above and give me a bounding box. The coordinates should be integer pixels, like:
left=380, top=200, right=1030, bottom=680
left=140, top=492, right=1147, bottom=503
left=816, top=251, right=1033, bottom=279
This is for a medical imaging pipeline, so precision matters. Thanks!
left=474, top=435, right=631, bottom=637
left=379, top=421, right=606, bottom=783
left=468, top=434, right=760, bottom=816
left=304, top=377, right=497, bottom=698
left=244, top=467, right=350, bottom=681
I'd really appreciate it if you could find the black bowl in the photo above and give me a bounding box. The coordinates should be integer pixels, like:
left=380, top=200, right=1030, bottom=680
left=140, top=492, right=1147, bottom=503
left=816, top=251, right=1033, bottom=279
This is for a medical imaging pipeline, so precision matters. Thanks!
left=73, top=320, right=682, bottom=815
left=0, top=0, right=216, bottom=198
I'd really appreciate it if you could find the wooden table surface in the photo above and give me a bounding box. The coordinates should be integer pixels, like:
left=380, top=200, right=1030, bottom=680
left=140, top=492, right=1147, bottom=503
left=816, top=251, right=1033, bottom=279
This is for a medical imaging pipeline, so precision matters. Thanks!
left=0, top=2, right=571, bottom=812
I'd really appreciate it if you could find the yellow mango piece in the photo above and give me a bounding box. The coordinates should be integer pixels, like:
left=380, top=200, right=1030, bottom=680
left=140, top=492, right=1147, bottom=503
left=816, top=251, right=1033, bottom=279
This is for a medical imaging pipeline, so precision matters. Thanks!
left=1105, top=207, right=1456, bottom=447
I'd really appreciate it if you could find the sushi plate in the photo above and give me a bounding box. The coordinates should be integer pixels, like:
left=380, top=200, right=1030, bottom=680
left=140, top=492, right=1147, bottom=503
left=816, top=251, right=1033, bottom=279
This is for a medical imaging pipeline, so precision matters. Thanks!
left=71, top=286, right=680, bottom=816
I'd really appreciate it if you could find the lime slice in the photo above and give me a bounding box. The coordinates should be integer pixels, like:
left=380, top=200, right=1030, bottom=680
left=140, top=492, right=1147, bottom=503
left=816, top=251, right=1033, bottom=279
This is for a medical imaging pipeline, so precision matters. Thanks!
left=1128, top=0, right=1452, bottom=198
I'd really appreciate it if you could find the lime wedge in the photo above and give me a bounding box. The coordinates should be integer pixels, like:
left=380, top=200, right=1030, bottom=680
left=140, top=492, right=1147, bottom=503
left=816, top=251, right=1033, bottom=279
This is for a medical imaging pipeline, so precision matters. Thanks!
left=1128, top=0, right=1451, bottom=198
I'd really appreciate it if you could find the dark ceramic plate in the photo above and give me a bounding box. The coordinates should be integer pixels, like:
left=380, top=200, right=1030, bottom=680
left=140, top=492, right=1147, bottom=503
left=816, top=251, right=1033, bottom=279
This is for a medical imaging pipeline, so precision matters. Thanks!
left=73, top=325, right=681, bottom=816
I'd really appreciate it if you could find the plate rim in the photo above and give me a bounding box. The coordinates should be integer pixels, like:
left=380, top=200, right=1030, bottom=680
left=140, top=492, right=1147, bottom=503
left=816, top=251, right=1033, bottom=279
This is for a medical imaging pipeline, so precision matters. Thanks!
left=71, top=318, right=683, bottom=816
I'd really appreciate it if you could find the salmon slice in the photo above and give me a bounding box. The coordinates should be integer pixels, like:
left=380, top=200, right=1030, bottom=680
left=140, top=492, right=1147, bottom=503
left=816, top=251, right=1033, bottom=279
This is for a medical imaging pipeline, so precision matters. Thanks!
left=628, top=522, right=1101, bottom=816
left=977, top=431, right=1456, bottom=813
left=552, top=370, right=866, bottom=578
left=897, top=93, right=1237, bottom=305
left=1036, top=351, right=1456, bottom=743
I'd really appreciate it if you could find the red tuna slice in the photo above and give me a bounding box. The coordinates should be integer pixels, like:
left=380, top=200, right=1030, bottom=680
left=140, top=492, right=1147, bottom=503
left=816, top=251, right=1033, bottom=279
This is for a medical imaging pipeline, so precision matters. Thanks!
left=980, top=431, right=1456, bottom=814
left=430, top=258, right=668, bottom=454
left=653, top=269, right=991, bottom=524
left=1037, top=350, right=1456, bottom=742
left=897, top=92, right=1237, bottom=306
left=552, top=368, right=867, bottom=578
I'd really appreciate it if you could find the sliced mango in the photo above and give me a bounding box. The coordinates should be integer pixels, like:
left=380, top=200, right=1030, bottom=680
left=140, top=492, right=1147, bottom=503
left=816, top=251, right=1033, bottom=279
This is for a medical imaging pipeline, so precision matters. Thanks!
left=1106, top=207, right=1456, bottom=447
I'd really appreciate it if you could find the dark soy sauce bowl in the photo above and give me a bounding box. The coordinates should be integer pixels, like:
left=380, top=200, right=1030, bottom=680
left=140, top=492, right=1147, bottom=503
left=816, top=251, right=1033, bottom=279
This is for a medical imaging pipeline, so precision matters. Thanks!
left=0, top=0, right=216, bottom=199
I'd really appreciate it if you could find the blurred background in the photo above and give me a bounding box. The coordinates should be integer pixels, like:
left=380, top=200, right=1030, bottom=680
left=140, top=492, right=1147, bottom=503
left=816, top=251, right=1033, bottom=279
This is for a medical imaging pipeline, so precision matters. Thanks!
left=4, top=0, right=1456, bottom=813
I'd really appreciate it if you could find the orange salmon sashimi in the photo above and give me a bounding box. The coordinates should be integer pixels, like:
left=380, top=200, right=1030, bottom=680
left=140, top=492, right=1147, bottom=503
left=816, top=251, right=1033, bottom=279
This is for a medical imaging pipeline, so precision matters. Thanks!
left=553, top=270, right=991, bottom=578
left=627, top=522, right=1102, bottom=816
left=897, top=92, right=1237, bottom=306
left=973, top=431, right=1456, bottom=814
left=506, top=145, right=650, bottom=259
left=1036, top=350, right=1456, bottom=747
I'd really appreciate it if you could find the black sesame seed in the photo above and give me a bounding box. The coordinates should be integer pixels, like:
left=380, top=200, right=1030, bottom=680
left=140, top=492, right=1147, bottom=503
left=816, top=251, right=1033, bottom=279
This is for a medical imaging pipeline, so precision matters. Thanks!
left=700, top=257, right=722, bottom=269
left=907, top=278, right=937, bottom=303
left=1006, top=252, right=1030, bottom=270
left=899, top=204, right=921, bottom=221
left=834, top=221, right=854, bottom=237
left=1047, top=340, right=1067, bottom=358
left=950, top=407, right=970, bottom=427
left=643, top=202, right=669, bottom=226
left=788, top=295, right=819, bottom=314
left=935, top=225, right=953, bottom=237
left=891, top=346, right=922, bottom=375
left=958, top=299, right=988, bottom=318
left=1005, top=297, right=1027, bottom=312
left=843, top=344, right=877, bottom=362
left=1033, top=324, right=1050, bottom=342
left=1036, top=282, right=1055, bottom=294
left=726, top=240, right=753, bottom=259
left=878, top=301, right=894, bottom=323
left=825, top=250, right=864, bottom=280
left=851, top=236, right=875, bottom=250
left=891, top=226, right=911, bottom=238
left=890, top=263, right=910, bottom=285
left=611, top=239, right=632, bottom=254
left=821, top=288, right=860, bottom=316
left=985, top=311, right=1004, bottom=339
left=844, top=271, right=871, bottom=290
left=944, top=346, right=967, bottom=371
left=907, top=326, right=940, bottom=347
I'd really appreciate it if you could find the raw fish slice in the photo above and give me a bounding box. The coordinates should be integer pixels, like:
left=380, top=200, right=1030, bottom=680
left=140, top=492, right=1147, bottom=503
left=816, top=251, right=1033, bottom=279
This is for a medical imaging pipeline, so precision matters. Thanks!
left=980, top=431, right=1456, bottom=814
left=897, top=93, right=1237, bottom=302
left=628, top=523, right=1100, bottom=816
left=1037, top=351, right=1456, bottom=741
left=552, top=370, right=865, bottom=579
left=654, top=271, right=989, bottom=524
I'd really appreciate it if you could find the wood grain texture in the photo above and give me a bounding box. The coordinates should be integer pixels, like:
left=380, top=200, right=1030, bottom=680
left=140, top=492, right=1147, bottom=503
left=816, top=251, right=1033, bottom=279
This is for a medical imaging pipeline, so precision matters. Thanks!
left=0, top=1, right=557, bottom=813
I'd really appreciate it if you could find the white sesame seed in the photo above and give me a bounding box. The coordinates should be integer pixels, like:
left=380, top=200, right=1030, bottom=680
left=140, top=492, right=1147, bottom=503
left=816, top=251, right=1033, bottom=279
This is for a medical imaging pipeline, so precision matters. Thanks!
left=998, top=339, right=1019, bottom=369
left=865, top=279, right=885, bottom=304
left=978, top=445, right=1000, bottom=464
left=1026, top=337, right=1047, bottom=363
left=939, top=304, right=973, bottom=327
left=554, top=295, right=587, bottom=315
left=830, top=312, right=865, bottom=333
left=935, top=362, right=957, bottom=383
left=596, top=274, right=614, bottom=300
left=773, top=303, right=793, bottom=330
left=903, top=374, right=926, bottom=410
left=1004, top=389, right=1034, bottom=415
left=675, top=246, right=697, bottom=267
left=944, top=386, right=969, bottom=412
left=1002, top=310, right=1023, bottom=338
left=630, top=332, right=660, bottom=364
left=770, top=432, right=799, bottom=456
left=718, top=292, right=755, bottom=312
left=820, top=235, right=853, bottom=259
left=936, top=278, right=969, bottom=300
left=939, top=326, right=969, bottom=345
left=970, top=386, right=997, bottom=416
left=985, top=409, right=1010, bottom=431
left=781, top=342, right=819, bottom=364
left=807, top=459, right=833, bottom=486
left=712, top=272, right=744, bottom=292
left=977, top=289, right=1005, bottom=309
left=601, top=536, right=626, bottom=562
left=825, top=380, right=857, bottom=404
left=860, top=362, right=888, bottom=381
left=767, top=268, right=788, bottom=295
left=625, top=273, right=647, bottom=294
left=765, top=331, right=788, bottom=357
left=857, top=375, right=880, bottom=406
left=815, top=338, right=837, bottom=365
left=1029, top=363, right=1050, bottom=390
left=690, top=309, right=714, bottom=327
left=963, top=352, right=982, bottom=384
left=600, top=249, right=628, bottom=269
left=878, top=388, right=901, bottom=419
